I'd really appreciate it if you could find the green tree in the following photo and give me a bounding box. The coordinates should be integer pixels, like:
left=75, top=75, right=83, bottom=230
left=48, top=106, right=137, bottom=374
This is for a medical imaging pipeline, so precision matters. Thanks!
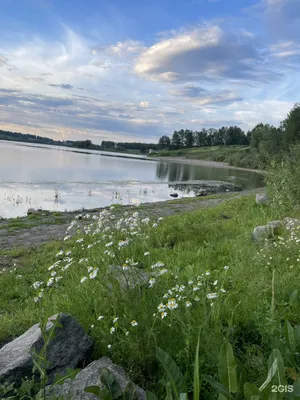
left=171, top=131, right=184, bottom=149
left=158, top=135, right=171, bottom=150
left=283, top=103, right=300, bottom=147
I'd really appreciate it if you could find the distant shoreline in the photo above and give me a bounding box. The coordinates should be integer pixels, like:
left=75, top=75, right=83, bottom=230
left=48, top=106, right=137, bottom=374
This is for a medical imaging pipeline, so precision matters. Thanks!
left=149, top=155, right=263, bottom=174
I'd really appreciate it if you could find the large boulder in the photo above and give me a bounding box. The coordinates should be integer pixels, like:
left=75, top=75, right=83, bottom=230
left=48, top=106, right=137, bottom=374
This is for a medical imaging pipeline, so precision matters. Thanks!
left=0, top=314, right=93, bottom=387
left=46, top=357, right=145, bottom=400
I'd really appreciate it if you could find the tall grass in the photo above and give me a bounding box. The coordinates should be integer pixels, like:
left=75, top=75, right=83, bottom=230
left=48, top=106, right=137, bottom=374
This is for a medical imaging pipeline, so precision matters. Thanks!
left=265, top=145, right=300, bottom=213
left=1, top=187, right=300, bottom=397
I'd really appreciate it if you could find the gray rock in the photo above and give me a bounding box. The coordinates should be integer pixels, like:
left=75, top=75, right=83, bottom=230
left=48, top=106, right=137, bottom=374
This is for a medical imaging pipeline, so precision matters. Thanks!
left=196, top=188, right=208, bottom=197
left=27, top=208, right=40, bottom=215
left=252, top=220, right=282, bottom=241
left=284, top=217, right=300, bottom=230
left=252, top=225, right=272, bottom=241
left=46, top=357, right=145, bottom=400
left=0, top=314, right=93, bottom=387
left=267, top=220, right=282, bottom=232
left=170, top=193, right=178, bottom=198
left=170, top=180, right=243, bottom=196
left=108, top=265, right=150, bottom=291
left=256, top=193, right=268, bottom=205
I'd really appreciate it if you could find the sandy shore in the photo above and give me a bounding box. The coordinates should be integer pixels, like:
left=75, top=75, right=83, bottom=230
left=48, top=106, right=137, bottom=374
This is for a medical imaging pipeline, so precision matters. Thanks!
left=150, top=156, right=262, bottom=174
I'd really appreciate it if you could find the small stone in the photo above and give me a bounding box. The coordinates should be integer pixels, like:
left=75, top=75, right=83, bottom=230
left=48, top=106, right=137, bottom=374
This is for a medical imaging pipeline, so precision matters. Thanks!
left=196, top=188, right=208, bottom=197
left=27, top=208, right=39, bottom=215
left=170, top=193, right=178, bottom=198
left=46, top=357, right=145, bottom=399
left=256, top=193, right=268, bottom=205
left=252, top=225, right=272, bottom=241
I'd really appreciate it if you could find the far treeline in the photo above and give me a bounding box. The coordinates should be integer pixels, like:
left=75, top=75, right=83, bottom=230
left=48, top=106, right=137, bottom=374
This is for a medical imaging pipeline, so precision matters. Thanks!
left=0, top=130, right=158, bottom=154
left=155, top=102, right=300, bottom=170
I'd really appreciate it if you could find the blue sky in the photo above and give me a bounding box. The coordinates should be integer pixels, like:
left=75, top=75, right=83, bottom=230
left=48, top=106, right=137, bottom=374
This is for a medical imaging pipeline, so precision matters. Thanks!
left=0, top=0, right=299, bottom=144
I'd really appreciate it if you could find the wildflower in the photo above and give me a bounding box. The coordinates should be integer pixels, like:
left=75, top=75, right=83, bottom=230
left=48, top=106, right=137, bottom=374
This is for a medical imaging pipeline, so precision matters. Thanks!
left=144, top=252, right=150, bottom=256
left=47, top=277, right=55, bottom=287
left=159, top=268, right=168, bottom=276
left=126, top=331, right=130, bottom=336
left=213, top=280, right=218, bottom=286
left=158, top=217, right=164, bottom=221
left=89, top=268, right=99, bottom=279
left=118, top=239, right=129, bottom=247
left=80, top=277, right=88, bottom=283
left=178, top=285, right=185, bottom=293
left=113, top=317, right=119, bottom=324
left=105, top=242, right=113, bottom=247
left=33, top=281, right=43, bottom=290
left=50, top=271, right=57, bottom=277
left=131, top=320, right=138, bottom=327
left=87, top=244, right=93, bottom=249
left=108, top=344, right=112, bottom=349
left=158, top=303, right=165, bottom=312
left=220, top=288, right=226, bottom=293
left=133, top=212, right=139, bottom=218
left=207, top=293, right=218, bottom=299
left=16, top=275, right=23, bottom=279
left=65, top=251, right=72, bottom=256
left=64, top=235, right=71, bottom=241
left=148, top=278, right=156, bottom=288
left=34, top=291, right=43, bottom=302
left=152, top=223, right=158, bottom=228
left=224, top=266, right=229, bottom=270
left=161, top=312, right=167, bottom=319
left=205, top=271, right=211, bottom=276
left=194, top=296, right=200, bottom=302
left=166, top=298, right=178, bottom=310
left=151, top=261, right=165, bottom=269
left=110, top=327, right=116, bottom=334
left=188, top=280, right=194, bottom=285
left=56, top=250, right=64, bottom=257
left=98, top=316, right=104, bottom=320
left=186, top=301, right=192, bottom=308
left=55, top=276, right=62, bottom=282
left=91, top=324, right=94, bottom=329
left=87, top=266, right=94, bottom=272
left=141, top=217, right=150, bottom=224
left=193, top=285, right=200, bottom=291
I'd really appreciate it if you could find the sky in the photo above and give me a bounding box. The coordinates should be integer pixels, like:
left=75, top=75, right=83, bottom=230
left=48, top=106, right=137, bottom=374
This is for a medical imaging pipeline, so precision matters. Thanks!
left=0, top=0, right=299, bottom=144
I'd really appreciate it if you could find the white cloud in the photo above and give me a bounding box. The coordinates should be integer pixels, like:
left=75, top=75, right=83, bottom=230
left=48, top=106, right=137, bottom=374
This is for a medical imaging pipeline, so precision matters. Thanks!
left=139, top=101, right=149, bottom=108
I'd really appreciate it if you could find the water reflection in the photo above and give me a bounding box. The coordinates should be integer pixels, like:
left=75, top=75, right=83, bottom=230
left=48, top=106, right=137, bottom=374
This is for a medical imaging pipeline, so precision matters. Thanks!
left=0, top=141, right=263, bottom=218
left=155, top=161, right=263, bottom=188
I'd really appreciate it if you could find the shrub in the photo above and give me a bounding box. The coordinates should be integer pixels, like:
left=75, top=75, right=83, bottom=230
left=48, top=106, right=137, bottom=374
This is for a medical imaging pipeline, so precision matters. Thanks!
left=265, top=144, right=300, bottom=212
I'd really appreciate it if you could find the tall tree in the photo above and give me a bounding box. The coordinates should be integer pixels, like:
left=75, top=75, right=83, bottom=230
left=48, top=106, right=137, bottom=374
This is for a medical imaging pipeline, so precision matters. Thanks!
left=283, top=103, right=300, bottom=147
left=158, top=135, right=171, bottom=150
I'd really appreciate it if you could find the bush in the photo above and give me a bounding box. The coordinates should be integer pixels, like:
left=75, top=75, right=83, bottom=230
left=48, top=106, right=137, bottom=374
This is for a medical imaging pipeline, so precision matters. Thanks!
left=265, top=144, right=300, bottom=211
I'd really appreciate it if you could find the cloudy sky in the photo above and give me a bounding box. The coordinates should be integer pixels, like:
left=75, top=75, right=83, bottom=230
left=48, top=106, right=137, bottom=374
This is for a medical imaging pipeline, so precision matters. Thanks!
left=0, top=0, right=299, bottom=144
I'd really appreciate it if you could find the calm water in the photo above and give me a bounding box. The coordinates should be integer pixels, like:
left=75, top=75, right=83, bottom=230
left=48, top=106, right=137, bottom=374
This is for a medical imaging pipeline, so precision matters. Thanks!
left=0, top=140, right=263, bottom=218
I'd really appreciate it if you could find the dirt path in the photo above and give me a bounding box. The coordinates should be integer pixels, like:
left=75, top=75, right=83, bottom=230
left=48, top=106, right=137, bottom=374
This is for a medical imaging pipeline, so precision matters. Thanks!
left=0, top=188, right=264, bottom=252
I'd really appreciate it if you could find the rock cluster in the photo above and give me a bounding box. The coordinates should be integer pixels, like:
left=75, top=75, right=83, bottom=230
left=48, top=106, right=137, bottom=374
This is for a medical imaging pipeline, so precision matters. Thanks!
left=0, top=314, right=145, bottom=399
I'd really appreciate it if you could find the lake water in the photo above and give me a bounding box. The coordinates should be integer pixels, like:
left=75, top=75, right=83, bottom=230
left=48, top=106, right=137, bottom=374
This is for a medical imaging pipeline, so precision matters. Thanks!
left=0, top=140, right=263, bottom=218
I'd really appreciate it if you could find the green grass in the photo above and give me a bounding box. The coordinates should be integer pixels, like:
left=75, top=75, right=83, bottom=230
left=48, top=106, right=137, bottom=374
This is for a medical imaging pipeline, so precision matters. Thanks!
left=151, top=146, right=262, bottom=169
left=0, top=216, right=67, bottom=232
left=1, top=192, right=300, bottom=397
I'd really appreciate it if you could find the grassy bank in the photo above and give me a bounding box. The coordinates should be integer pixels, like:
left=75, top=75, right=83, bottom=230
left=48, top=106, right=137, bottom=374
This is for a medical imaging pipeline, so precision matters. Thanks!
left=150, top=146, right=262, bottom=169
left=1, top=186, right=300, bottom=397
